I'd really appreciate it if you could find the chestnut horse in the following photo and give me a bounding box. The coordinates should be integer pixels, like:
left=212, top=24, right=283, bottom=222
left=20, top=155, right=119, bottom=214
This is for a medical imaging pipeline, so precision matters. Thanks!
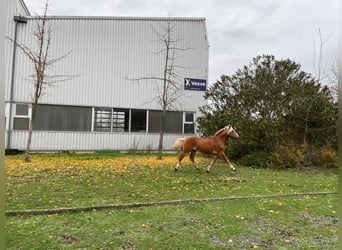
left=173, top=125, right=239, bottom=173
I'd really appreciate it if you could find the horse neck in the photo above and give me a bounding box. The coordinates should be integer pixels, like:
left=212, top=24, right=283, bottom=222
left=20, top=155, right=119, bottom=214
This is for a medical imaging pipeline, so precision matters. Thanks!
left=213, top=131, right=228, bottom=143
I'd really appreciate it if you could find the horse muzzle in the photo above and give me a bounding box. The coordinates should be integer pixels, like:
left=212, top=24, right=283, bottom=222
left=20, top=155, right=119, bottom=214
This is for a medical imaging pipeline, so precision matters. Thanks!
left=230, top=133, right=239, bottom=139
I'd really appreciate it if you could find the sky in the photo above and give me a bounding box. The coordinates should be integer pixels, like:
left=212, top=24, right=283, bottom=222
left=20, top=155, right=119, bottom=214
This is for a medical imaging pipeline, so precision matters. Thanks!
left=23, top=0, right=338, bottom=85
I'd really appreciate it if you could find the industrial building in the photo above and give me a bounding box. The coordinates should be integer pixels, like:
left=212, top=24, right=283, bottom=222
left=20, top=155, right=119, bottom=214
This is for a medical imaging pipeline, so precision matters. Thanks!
left=5, top=0, right=209, bottom=151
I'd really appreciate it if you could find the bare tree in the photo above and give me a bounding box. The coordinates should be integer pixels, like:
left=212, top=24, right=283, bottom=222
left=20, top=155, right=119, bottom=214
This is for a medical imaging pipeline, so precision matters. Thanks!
left=302, top=29, right=332, bottom=143
left=301, top=28, right=336, bottom=145
left=153, top=20, right=191, bottom=159
left=128, top=19, right=191, bottom=159
left=313, top=28, right=337, bottom=99
left=313, top=28, right=332, bottom=83
left=327, top=61, right=338, bottom=100
left=7, top=1, right=71, bottom=161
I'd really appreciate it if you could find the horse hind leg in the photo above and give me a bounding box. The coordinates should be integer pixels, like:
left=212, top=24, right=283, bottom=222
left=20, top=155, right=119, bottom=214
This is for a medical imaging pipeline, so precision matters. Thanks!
left=189, top=150, right=199, bottom=170
left=175, top=151, right=186, bottom=171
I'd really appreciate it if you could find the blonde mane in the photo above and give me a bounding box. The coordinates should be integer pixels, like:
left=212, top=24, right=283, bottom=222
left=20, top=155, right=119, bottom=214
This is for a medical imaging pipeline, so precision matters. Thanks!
left=214, top=125, right=233, bottom=136
left=214, top=128, right=225, bottom=136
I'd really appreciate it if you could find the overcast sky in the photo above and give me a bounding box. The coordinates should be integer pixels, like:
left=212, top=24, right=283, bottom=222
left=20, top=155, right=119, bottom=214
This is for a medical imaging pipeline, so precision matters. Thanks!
left=24, top=0, right=338, bottom=85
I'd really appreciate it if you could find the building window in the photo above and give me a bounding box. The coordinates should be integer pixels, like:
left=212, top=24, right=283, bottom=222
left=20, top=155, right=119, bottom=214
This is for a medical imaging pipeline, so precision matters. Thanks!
left=94, top=108, right=112, bottom=132
left=148, top=110, right=182, bottom=133
left=20, top=103, right=193, bottom=134
left=13, top=117, right=29, bottom=130
left=94, top=108, right=129, bottom=132
left=16, top=104, right=29, bottom=116
left=13, top=104, right=29, bottom=130
left=33, top=104, right=92, bottom=131
left=184, top=112, right=195, bottom=134
left=184, top=123, right=195, bottom=134
left=131, top=109, right=147, bottom=132
left=112, top=109, right=129, bottom=132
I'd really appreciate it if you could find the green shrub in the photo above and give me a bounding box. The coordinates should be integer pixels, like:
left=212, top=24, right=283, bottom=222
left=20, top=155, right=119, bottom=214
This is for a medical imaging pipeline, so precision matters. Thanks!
left=270, top=143, right=306, bottom=168
left=269, top=143, right=337, bottom=169
left=237, top=151, right=272, bottom=168
left=311, top=146, right=337, bottom=168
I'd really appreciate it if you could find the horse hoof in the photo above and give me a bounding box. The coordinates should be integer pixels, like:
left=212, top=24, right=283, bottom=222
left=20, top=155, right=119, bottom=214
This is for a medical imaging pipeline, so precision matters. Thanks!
left=206, top=169, right=210, bottom=173
left=174, top=168, right=178, bottom=172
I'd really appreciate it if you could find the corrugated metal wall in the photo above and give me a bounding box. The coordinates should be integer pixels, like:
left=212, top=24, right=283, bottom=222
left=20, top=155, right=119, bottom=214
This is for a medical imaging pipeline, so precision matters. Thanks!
left=9, top=131, right=182, bottom=151
left=5, top=14, right=209, bottom=151
left=8, top=16, right=208, bottom=111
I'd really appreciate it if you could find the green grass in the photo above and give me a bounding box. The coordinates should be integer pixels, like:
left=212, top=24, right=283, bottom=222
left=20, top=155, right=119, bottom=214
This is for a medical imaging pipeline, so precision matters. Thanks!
left=5, top=153, right=338, bottom=249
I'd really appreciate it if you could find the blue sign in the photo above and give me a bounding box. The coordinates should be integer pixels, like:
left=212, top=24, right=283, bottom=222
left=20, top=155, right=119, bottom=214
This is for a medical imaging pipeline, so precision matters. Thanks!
left=184, top=78, right=207, bottom=91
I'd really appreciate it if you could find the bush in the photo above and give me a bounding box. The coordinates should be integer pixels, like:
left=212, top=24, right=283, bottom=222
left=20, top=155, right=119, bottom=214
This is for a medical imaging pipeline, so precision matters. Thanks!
left=311, top=146, right=337, bottom=168
left=269, top=143, right=337, bottom=169
left=270, top=143, right=306, bottom=168
left=237, top=151, right=273, bottom=168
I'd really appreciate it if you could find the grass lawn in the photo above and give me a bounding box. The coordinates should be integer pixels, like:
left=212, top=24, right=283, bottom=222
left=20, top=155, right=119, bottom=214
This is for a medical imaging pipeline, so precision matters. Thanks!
left=5, top=153, right=338, bottom=249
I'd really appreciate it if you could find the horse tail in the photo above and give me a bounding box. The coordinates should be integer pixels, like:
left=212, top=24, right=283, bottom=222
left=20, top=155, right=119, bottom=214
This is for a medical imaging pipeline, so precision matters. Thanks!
left=173, top=138, right=185, bottom=150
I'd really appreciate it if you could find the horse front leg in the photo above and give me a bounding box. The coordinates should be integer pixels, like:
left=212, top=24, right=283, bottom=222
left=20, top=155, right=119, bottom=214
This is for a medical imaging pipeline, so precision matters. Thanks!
left=206, top=155, right=218, bottom=173
left=175, top=151, right=186, bottom=171
left=189, top=150, right=199, bottom=170
left=219, top=151, right=236, bottom=171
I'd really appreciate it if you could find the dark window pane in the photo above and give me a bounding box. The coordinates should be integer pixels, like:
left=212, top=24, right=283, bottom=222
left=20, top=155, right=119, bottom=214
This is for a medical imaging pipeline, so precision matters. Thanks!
left=13, top=118, right=29, bottom=130
left=165, top=111, right=182, bottom=133
left=185, top=113, right=194, bottom=122
left=16, top=104, right=28, bottom=116
left=148, top=110, right=161, bottom=133
left=184, top=123, right=195, bottom=134
left=34, top=105, right=92, bottom=131
left=148, top=110, right=182, bottom=133
left=131, top=109, right=146, bottom=132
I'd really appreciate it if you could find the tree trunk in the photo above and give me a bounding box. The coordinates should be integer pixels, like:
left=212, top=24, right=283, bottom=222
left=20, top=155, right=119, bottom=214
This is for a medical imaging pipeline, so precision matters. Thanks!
left=24, top=103, right=37, bottom=162
left=24, top=122, right=33, bottom=162
left=157, top=110, right=166, bottom=160
left=303, top=99, right=313, bottom=145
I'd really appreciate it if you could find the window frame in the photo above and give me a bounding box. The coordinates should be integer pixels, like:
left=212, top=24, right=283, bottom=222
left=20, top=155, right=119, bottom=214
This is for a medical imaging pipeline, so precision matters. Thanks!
left=183, top=112, right=195, bottom=134
left=12, top=104, right=30, bottom=131
left=33, top=104, right=92, bottom=131
left=11, top=103, right=195, bottom=135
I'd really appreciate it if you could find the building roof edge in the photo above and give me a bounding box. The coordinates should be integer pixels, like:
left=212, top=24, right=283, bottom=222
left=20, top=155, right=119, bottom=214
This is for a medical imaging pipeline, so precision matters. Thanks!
left=25, top=15, right=206, bottom=22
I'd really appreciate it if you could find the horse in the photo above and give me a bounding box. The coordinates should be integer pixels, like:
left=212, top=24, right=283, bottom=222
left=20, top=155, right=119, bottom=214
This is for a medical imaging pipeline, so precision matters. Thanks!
left=173, top=125, right=239, bottom=173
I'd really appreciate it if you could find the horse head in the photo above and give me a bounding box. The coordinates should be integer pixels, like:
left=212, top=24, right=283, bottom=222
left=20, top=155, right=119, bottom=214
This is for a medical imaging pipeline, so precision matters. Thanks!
left=223, top=125, right=239, bottom=139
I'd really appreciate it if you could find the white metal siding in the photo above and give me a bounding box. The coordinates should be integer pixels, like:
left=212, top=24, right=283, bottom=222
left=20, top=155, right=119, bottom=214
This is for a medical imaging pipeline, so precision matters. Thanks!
left=5, top=15, right=209, bottom=151
left=8, top=17, right=208, bottom=111
left=9, top=131, right=182, bottom=151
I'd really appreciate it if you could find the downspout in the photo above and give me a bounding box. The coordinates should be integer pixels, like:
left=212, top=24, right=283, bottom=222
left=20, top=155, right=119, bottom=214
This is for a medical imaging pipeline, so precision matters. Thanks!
left=7, top=15, right=27, bottom=149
